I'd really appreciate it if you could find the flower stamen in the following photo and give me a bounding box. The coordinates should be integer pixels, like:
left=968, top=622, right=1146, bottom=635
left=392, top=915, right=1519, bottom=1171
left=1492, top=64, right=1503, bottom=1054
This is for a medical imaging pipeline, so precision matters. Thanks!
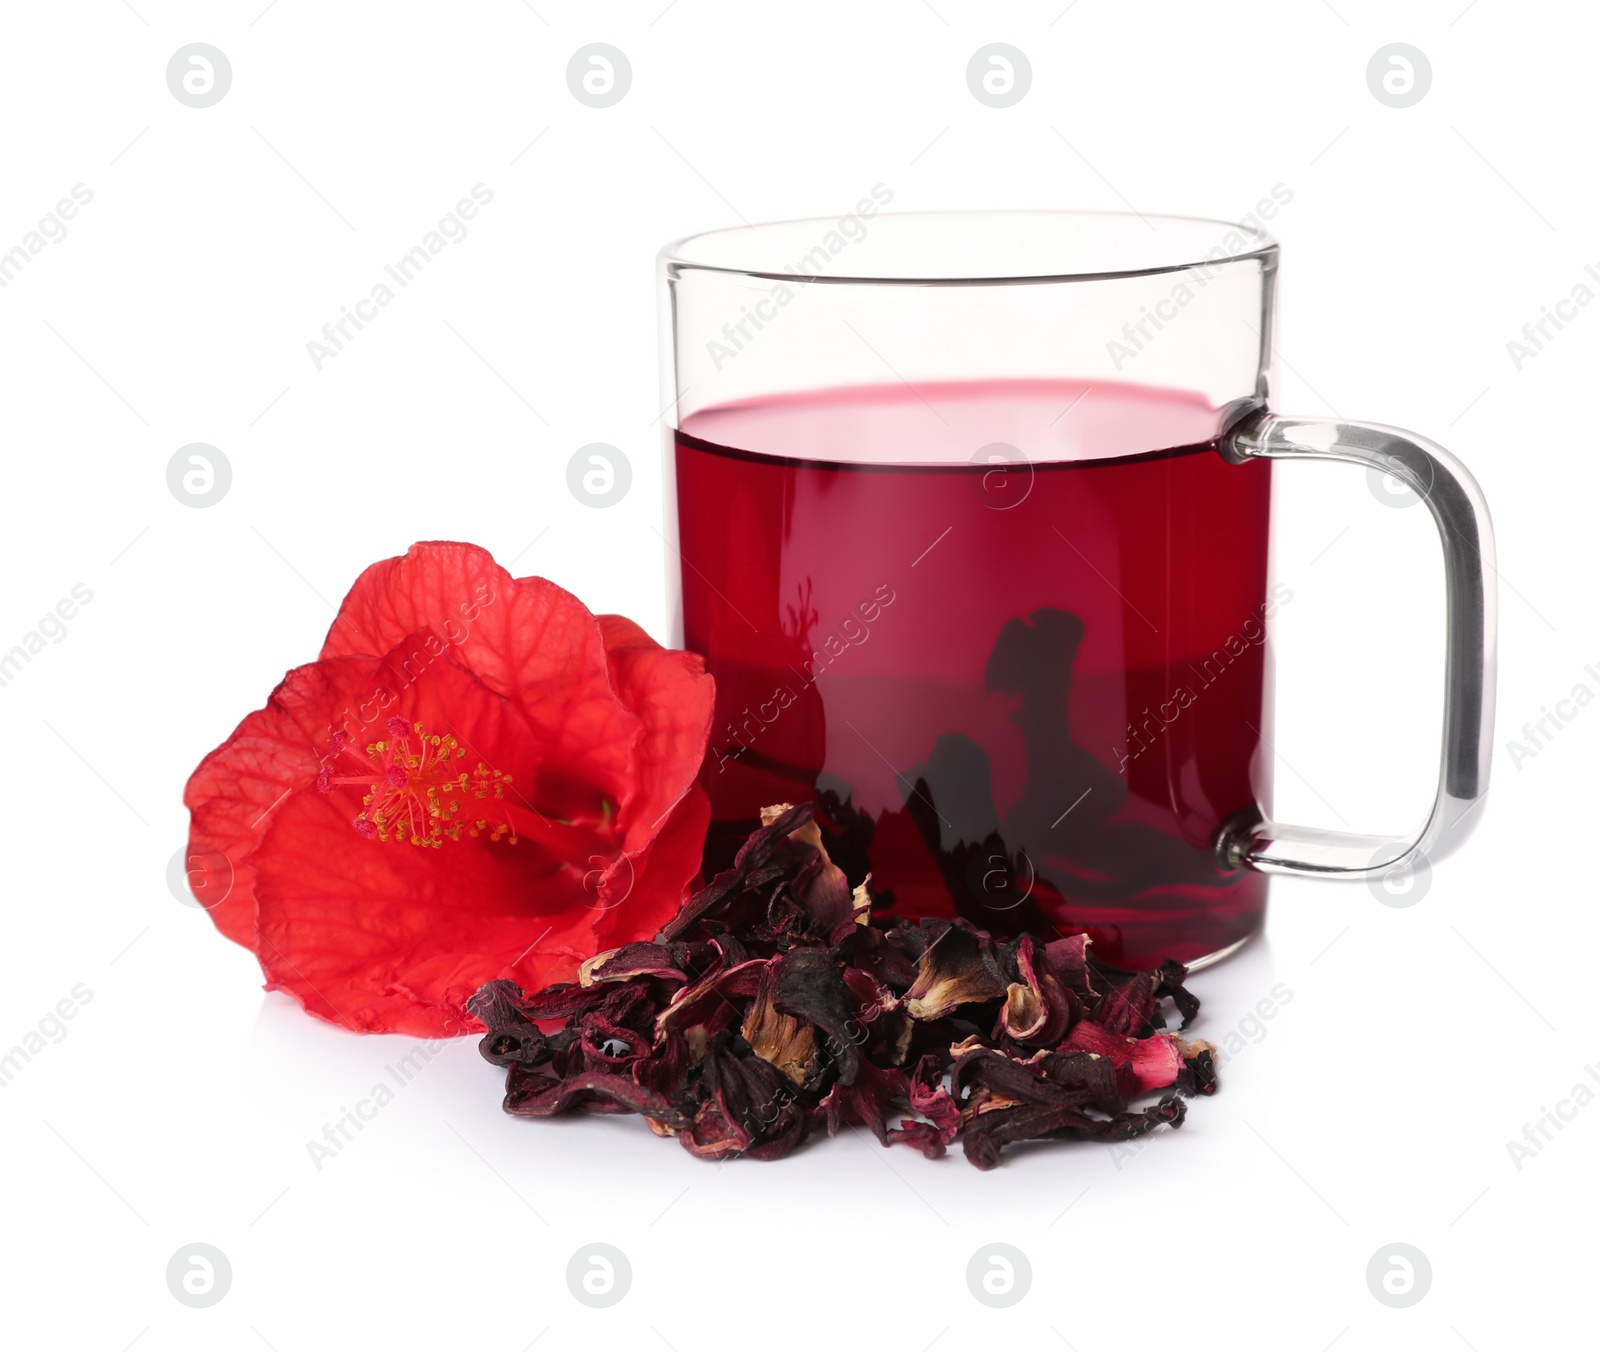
left=318, top=718, right=518, bottom=848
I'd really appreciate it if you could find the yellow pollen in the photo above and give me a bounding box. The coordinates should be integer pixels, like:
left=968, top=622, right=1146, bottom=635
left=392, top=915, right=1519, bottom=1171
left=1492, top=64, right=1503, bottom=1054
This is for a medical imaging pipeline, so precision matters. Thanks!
left=319, top=719, right=518, bottom=848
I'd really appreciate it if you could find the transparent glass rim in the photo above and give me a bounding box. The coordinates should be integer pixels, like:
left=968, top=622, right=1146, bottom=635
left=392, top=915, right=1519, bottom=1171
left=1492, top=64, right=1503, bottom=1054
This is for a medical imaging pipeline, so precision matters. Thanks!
left=659, top=209, right=1279, bottom=288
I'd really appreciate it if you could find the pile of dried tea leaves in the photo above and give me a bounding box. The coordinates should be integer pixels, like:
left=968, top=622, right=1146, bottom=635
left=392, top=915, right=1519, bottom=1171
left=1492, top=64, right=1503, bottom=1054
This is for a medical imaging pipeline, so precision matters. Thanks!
left=469, top=804, right=1217, bottom=1168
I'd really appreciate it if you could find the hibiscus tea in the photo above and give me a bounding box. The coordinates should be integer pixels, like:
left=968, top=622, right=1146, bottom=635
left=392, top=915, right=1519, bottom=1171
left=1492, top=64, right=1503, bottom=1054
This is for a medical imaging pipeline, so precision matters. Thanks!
left=672, top=378, right=1277, bottom=969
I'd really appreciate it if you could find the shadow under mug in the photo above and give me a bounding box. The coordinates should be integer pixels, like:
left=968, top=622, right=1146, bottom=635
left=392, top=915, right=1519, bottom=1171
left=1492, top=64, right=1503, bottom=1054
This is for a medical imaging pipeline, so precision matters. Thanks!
left=656, top=210, right=1495, bottom=969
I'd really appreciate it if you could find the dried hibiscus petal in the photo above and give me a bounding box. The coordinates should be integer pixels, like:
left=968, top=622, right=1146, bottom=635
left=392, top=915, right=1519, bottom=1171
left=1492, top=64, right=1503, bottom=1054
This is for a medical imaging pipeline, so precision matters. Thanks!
left=758, top=803, right=863, bottom=930
left=1175, top=1042, right=1219, bottom=1097
left=833, top=923, right=920, bottom=991
left=680, top=1033, right=809, bottom=1161
left=471, top=802, right=1220, bottom=1168
left=904, top=1052, right=960, bottom=1146
left=579, top=941, right=688, bottom=988
left=998, top=934, right=1075, bottom=1047
left=1156, top=958, right=1202, bottom=1029
left=772, top=948, right=862, bottom=1086
left=888, top=1119, right=949, bottom=1159
left=902, top=922, right=1011, bottom=1020
left=962, top=1096, right=1187, bottom=1172
left=504, top=1065, right=688, bottom=1126
left=577, top=1015, right=652, bottom=1072
left=1062, top=1020, right=1187, bottom=1093
left=657, top=802, right=816, bottom=942
left=1040, top=933, right=1097, bottom=1000
left=951, top=1041, right=1125, bottom=1116
left=818, top=1059, right=909, bottom=1145
left=1091, top=969, right=1161, bottom=1037
left=655, top=958, right=767, bottom=1041
left=466, top=980, right=549, bottom=1069
left=740, top=965, right=817, bottom=1087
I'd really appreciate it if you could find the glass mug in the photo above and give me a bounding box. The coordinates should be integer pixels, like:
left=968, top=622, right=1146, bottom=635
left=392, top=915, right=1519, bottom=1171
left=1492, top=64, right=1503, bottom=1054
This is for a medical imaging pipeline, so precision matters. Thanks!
left=656, top=211, right=1495, bottom=969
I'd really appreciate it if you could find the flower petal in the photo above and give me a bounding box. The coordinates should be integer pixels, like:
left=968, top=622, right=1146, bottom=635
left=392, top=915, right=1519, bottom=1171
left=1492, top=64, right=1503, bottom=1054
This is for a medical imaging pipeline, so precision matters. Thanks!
left=592, top=786, right=710, bottom=953
left=597, top=614, right=714, bottom=853
left=319, top=542, right=644, bottom=813
left=183, top=656, right=376, bottom=949
left=1062, top=1020, right=1185, bottom=1093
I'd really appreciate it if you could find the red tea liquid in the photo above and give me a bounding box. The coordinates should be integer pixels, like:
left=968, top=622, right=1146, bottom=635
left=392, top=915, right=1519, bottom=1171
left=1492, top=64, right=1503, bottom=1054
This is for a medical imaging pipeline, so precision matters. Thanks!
left=672, top=379, right=1275, bottom=968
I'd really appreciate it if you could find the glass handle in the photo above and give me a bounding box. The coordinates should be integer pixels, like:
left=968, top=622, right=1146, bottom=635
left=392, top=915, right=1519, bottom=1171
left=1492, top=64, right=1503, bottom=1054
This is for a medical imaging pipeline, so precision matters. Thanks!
left=1217, top=409, right=1497, bottom=878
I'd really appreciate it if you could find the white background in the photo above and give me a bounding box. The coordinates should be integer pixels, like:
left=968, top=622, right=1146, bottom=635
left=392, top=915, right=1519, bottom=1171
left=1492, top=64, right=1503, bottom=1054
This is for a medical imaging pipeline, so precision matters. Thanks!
left=1, top=1, right=1594, bottom=1347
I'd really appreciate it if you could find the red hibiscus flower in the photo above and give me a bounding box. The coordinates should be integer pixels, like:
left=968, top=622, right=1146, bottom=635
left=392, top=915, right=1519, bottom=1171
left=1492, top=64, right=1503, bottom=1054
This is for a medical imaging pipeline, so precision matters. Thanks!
left=182, top=542, right=714, bottom=1037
